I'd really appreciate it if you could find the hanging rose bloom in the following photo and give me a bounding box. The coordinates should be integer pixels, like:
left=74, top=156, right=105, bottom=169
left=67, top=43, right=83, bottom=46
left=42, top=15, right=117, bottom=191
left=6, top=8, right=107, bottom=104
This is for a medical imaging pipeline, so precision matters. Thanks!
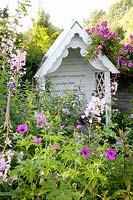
left=105, top=148, right=117, bottom=160
left=17, top=124, right=28, bottom=133
left=82, top=146, right=91, bottom=157
left=98, top=44, right=104, bottom=50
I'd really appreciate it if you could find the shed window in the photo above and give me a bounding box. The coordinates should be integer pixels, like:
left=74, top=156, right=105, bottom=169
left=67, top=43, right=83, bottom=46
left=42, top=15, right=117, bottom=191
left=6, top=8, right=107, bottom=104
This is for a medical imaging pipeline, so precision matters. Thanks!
left=95, top=72, right=105, bottom=96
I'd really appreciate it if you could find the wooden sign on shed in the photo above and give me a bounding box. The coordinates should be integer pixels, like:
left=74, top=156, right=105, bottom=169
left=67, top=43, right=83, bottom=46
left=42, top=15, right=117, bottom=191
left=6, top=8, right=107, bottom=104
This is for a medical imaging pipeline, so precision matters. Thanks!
left=35, top=21, right=119, bottom=123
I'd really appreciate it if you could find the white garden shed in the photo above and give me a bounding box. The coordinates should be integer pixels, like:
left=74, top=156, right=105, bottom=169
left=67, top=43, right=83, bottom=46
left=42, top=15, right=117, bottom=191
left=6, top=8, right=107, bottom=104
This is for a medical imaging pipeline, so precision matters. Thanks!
left=35, top=21, right=119, bottom=123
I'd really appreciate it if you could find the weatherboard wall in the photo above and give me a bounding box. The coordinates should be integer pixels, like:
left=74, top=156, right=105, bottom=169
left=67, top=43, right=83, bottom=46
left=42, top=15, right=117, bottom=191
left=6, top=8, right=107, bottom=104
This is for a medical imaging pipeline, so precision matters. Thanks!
left=46, top=48, right=96, bottom=103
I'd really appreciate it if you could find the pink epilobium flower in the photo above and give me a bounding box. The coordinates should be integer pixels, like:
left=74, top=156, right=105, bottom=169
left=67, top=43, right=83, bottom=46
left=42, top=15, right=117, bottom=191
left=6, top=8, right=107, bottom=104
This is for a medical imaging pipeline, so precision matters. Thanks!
left=17, top=124, right=28, bottom=133
left=82, top=146, right=91, bottom=157
left=37, top=117, right=46, bottom=128
left=51, top=144, right=59, bottom=149
left=105, top=148, right=117, bottom=160
left=61, top=124, right=66, bottom=129
left=62, top=107, right=70, bottom=115
left=33, top=137, right=43, bottom=143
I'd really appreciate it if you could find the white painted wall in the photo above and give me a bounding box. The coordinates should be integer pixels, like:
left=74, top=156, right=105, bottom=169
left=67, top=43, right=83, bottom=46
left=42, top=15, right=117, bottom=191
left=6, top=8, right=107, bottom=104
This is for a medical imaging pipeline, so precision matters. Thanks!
left=46, top=48, right=96, bottom=103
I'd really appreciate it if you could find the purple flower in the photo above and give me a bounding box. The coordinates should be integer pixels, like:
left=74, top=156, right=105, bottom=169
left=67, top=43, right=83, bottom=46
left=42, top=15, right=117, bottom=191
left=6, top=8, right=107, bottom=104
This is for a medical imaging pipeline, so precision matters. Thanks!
left=105, top=148, right=116, bottom=160
left=82, top=146, right=91, bottom=157
left=101, top=20, right=108, bottom=27
left=129, top=34, right=133, bottom=40
left=92, top=147, right=96, bottom=151
left=3, top=107, right=7, bottom=113
left=116, top=139, right=122, bottom=146
left=122, top=43, right=131, bottom=48
left=75, top=138, right=80, bottom=142
left=33, top=137, right=43, bottom=143
left=37, top=117, right=46, bottom=128
left=17, top=124, right=28, bottom=133
left=37, top=117, right=46, bottom=124
left=128, top=62, right=133, bottom=68
left=8, top=82, right=15, bottom=89
left=73, top=124, right=83, bottom=129
left=62, top=107, right=70, bottom=115
left=61, top=124, right=66, bottom=129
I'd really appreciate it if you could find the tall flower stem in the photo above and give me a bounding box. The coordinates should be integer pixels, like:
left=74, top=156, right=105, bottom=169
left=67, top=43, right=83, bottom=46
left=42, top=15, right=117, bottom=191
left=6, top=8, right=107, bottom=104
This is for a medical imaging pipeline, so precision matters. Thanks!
left=77, top=182, right=90, bottom=200
left=3, top=90, right=12, bottom=150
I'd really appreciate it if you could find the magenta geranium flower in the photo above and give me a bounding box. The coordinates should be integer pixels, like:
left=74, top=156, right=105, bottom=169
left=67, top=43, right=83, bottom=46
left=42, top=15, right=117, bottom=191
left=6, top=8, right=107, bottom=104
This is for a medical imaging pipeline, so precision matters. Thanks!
left=82, top=146, right=91, bottom=157
left=105, top=148, right=117, bottom=160
left=33, top=137, right=43, bottom=143
left=61, top=124, right=66, bottom=129
left=17, top=124, right=28, bottom=133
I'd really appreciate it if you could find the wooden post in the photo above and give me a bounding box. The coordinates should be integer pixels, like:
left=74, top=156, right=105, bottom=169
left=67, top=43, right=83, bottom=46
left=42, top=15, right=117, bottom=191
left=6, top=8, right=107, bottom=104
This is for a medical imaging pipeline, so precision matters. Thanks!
left=104, top=71, right=111, bottom=124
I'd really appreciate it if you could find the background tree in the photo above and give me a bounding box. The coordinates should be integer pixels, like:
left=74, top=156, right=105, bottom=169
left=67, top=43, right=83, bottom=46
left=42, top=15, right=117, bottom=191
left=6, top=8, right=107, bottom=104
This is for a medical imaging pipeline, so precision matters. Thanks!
left=84, top=0, right=133, bottom=40
left=83, top=9, right=105, bottom=28
left=23, top=8, right=60, bottom=81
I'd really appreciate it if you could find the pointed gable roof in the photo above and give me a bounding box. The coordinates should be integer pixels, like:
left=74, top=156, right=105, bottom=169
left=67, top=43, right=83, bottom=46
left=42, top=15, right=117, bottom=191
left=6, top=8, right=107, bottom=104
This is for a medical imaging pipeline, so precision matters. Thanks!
left=35, top=21, right=119, bottom=78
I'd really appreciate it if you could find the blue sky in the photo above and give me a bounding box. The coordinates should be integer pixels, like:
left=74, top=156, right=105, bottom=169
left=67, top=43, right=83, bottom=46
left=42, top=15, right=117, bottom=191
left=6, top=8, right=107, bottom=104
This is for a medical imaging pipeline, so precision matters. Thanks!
left=0, top=0, right=118, bottom=31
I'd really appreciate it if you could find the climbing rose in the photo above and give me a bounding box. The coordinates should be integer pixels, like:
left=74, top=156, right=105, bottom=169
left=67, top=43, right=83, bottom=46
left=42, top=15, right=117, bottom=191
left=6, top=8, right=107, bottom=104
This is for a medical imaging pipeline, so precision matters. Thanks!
left=105, top=148, right=116, bottom=160
left=82, top=146, right=91, bottom=157
left=17, top=124, right=28, bottom=133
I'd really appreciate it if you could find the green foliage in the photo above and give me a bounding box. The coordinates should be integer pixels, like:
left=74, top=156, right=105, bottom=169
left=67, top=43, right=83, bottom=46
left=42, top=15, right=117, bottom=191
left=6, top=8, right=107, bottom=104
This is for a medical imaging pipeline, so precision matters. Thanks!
left=83, top=9, right=106, bottom=28
left=23, top=8, right=60, bottom=81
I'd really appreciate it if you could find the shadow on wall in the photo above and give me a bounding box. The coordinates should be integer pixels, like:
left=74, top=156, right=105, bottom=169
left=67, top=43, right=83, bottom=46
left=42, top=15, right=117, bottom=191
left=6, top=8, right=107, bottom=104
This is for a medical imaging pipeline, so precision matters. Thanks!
left=115, top=74, right=133, bottom=113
